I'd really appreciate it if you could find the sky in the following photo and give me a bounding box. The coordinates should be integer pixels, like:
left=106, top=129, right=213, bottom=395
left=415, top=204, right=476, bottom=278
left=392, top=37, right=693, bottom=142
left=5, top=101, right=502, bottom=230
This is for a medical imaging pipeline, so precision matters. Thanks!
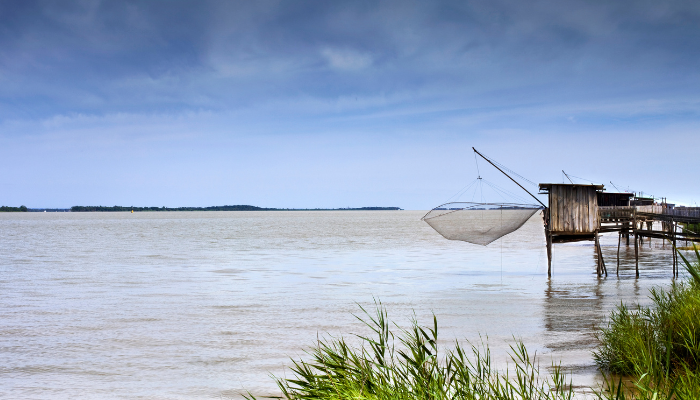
left=1, top=0, right=699, bottom=209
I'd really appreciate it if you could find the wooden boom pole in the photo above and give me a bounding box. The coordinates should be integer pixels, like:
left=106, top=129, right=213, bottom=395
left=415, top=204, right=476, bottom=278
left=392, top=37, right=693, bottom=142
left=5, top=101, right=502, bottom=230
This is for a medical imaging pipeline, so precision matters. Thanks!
left=472, top=147, right=546, bottom=208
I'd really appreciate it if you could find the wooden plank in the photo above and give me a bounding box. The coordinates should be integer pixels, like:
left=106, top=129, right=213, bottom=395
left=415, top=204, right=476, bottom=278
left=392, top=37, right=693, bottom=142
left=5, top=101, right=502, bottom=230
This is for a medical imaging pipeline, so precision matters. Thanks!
left=592, top=187, right=599, bottom=230
left=580, top=187, right=585, bottom=233
left=587, top=188, right=592, bottom=232
left=558, top=185, right=565, bottom=232
left=550, top=186, right=558, bottom=232
left=566, top=186, right=572, bottom=232
left=580, top=188, right=583, bottom=232
left=582, top=187, right=587, bottom=233
left=564, top=186, right=570, bottom=232
left=558, top=185, right=564, bottom=232
left=588, top=188, right=592, bottom=231
left=570, top=187, right=575, bottom=233
left=550, top=186, right=557, bottom=231
left=583, top=188, right=588, bottom=232
left=590, top=188, right=596, bottom=232
left=574, top=187, right=580, bottom=233
left=588, top=188, right=596, bottom=233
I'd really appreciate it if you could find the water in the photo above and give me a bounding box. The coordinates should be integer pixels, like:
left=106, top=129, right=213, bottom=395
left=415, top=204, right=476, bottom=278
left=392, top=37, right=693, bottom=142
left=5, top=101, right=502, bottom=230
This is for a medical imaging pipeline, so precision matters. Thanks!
left=0, top=211, right=680, bottom=399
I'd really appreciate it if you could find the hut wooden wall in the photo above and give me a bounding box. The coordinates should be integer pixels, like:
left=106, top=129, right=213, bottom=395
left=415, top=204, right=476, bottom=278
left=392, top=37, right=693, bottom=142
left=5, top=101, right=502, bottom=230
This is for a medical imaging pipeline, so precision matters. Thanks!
left=548, top=185, right=598, bottom=234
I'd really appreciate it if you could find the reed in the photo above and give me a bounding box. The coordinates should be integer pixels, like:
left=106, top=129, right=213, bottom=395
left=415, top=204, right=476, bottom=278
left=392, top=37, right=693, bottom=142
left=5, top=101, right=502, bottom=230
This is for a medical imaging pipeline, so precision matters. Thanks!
left=248, top=246, right=700, bottom=399
left=593, top=244, right=700, bottom=399
left=246, top=302, right=574, bottom=400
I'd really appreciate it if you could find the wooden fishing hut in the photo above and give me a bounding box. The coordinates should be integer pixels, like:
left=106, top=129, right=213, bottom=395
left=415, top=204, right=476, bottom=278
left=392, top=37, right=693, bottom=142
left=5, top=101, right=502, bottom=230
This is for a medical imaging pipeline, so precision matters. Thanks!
left=471, top=148, right=699, bottom=279
left=538, top=182, right=697, bottom=279
left=538, top=183, right=607, bottom=277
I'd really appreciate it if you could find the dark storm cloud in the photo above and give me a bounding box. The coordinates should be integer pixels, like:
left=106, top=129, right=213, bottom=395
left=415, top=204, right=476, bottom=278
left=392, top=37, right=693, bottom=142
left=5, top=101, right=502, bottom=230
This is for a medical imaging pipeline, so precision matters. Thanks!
left=1, top=0, right=699, bottom=120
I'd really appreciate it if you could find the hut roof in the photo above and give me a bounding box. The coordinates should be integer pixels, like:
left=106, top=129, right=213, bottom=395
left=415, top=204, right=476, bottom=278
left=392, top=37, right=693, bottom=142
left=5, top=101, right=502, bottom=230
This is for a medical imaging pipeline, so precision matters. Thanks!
left=538, top=183, right=605, bottom=192
left=601, top=192, right=634, bottom=197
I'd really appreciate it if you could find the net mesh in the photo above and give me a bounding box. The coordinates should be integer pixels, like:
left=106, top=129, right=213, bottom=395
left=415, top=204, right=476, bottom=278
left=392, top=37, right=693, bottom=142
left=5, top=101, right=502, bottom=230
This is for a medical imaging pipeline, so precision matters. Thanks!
left=422, top=202, right=541, bottom=246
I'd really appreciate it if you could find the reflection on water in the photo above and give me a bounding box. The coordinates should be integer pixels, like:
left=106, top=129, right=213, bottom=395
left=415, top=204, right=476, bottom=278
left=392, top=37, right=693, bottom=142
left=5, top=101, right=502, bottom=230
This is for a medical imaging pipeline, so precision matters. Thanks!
left=0, top=211, right=681, bottom=399
left=542, top=232, right=676, bottom=392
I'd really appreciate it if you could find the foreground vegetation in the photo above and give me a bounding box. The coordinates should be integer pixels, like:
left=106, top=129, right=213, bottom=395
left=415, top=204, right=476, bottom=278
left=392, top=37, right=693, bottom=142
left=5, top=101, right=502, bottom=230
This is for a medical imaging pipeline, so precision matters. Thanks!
left=593, top=245, right=700, bottom=399
left=252, top=303, right=575, bottom=400
left=252, top=246, right=700, bottom=400
left=681, top=222, right=699, bottom=236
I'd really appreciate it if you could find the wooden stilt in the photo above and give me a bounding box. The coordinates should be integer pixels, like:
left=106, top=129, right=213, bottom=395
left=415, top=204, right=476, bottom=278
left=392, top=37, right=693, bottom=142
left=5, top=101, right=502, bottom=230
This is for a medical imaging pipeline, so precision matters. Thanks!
left=595, top=232, right=600, bottom=276
left=595, top=231, right=606, bottom=277
left=546, top=231, right=552, bottom=278
left=543, top=208, right=552, bottom=278
left=634, top=228, right=639, bottom=278
left=617, top=232, right=621, bottom=277
left=673, top=221, right=677, bottom=278
left=599, top=232, right=607, bottom=277
left=674, top=239, right=677, bottom=277
left=672, top=242, right=676, bottom=277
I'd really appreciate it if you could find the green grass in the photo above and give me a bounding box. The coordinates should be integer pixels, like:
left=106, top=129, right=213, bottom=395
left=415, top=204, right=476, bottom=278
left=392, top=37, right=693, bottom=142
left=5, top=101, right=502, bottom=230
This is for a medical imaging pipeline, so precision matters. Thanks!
left=247, top=302, right=575, bottom=400
left=680, top=223, right=700, bottom=236
left=248, top=246, right=700, bottom=400
left=593, top=244, right=700, bottom=399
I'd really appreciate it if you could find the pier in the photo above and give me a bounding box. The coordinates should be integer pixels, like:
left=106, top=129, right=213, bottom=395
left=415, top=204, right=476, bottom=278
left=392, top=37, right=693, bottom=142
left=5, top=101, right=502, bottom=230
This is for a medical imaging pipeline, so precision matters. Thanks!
left=539, top=183, right=700, bottom=278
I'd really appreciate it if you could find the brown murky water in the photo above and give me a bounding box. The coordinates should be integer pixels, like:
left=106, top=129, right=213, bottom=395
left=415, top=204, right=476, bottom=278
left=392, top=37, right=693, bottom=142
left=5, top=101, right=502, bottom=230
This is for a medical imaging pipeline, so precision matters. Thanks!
left=0, top=211, right=681, bottom=399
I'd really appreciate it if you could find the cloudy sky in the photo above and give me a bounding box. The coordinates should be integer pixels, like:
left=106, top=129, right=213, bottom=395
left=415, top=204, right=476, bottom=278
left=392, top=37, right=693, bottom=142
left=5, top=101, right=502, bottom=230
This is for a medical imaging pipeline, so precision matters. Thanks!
left=1, top=0, right=699, bottom=209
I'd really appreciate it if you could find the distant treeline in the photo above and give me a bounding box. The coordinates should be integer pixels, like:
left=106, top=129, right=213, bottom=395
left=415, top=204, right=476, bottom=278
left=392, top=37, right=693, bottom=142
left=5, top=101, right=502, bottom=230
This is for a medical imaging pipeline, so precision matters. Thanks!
left=71, top=205, right=402, bottom=212
left=71, top=205, right=274, bottom=212
left=1, top=205, right=27, bottom=212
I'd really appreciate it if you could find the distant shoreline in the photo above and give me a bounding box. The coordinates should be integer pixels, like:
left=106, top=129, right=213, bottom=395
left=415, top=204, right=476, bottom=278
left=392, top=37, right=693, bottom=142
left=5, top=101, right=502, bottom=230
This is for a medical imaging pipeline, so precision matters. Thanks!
left=0, top=206, right=28, bottom=212
left=70, top=205, right=403, bottom=212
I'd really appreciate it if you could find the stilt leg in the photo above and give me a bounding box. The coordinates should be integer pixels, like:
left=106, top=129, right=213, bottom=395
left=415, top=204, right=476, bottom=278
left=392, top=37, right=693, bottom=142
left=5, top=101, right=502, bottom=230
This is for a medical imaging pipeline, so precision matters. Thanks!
left=546, top=231, right=552, bottom=278
left=597, top=232, right=607, bottom=277
left=617, top=232, right=621, bottom=277
left=595, top=232, right=603, bottom=277
left=634, top=230, right=639, bottom=278
left=671, top=221, right=676, bottom=278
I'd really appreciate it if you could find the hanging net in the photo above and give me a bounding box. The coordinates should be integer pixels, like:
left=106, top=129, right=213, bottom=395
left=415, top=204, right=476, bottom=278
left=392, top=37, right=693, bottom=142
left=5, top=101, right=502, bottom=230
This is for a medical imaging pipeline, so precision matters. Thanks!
left=422, top=202, right=542, bottom=246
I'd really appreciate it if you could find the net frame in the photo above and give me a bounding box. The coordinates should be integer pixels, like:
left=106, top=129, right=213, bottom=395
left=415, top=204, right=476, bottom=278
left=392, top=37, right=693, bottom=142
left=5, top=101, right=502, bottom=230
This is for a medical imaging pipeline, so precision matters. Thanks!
left=422, top=202, right=543, bottom=246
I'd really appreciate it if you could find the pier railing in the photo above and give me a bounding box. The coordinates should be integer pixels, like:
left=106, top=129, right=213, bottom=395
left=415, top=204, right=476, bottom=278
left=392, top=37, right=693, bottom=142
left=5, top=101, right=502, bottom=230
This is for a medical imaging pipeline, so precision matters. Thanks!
left=598, top=206, right=634, bottom=220
left=598, top=206, right=700, bottom=221
left=635, top=205, right=700, bottom=220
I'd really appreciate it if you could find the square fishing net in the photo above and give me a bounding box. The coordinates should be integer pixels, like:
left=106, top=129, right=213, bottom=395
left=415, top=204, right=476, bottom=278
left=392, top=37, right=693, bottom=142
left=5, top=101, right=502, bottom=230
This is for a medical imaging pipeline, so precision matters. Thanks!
left=422, top=202, right=542, bottom=246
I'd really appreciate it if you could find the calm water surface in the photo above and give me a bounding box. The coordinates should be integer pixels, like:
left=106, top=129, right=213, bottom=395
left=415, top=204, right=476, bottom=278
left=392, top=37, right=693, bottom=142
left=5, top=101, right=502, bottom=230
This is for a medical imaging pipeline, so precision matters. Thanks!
left=0, top=211, right=680, bottom=399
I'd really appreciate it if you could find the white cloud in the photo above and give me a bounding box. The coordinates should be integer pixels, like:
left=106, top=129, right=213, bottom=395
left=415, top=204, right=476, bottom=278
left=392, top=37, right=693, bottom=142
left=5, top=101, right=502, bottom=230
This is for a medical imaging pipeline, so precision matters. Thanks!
left=321, top=48, right=373, bottom=71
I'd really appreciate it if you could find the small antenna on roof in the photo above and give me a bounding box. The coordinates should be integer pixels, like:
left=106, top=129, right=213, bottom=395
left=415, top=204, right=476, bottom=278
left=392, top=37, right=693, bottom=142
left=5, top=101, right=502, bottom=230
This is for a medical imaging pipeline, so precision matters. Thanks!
left=473, top=151, right=481, bottom=179
left=609, top=181, right=622, bottom=192
left=562, top=170, right=574, bottom=184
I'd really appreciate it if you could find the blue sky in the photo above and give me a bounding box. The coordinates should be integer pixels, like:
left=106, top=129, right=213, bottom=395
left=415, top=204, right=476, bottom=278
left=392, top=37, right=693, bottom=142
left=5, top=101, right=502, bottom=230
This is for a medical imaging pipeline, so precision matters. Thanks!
left=1, top=0, right=699, bottom=209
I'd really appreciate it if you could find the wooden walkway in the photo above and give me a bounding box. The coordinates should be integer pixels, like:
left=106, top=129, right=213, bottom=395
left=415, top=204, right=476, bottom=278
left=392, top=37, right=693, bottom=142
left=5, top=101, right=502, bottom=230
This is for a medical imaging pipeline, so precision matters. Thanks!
left=598, top=206, right=700, bottom=278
